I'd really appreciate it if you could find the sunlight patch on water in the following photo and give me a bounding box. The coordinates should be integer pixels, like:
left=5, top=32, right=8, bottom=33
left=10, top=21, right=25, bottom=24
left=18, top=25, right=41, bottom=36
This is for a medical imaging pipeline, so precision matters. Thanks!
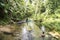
left=21, top=27, right=28, bottom=40
left=22, top=27, right=27, bottom=34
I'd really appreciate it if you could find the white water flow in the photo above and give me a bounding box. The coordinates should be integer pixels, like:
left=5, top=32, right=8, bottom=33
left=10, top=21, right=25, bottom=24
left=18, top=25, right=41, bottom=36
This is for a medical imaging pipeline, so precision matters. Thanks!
left=40, top=26, right=45, bottom=40
left=21, top=19, right=41, bottom=40
left=41, top=26, right=45, bottom=32
left=22, top=27, right=28, bottom=40
left=21, top=26, right=33, bottom=40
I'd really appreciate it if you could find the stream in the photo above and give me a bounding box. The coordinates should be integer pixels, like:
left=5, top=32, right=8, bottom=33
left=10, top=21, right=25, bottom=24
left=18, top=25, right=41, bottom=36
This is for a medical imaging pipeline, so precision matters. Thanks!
left=14, top=19, right=58, bottom=40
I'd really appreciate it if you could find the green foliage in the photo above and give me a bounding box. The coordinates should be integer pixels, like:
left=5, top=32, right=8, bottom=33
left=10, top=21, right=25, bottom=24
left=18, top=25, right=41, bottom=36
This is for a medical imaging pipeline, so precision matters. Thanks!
left=0, top=0, right=60, bottom=32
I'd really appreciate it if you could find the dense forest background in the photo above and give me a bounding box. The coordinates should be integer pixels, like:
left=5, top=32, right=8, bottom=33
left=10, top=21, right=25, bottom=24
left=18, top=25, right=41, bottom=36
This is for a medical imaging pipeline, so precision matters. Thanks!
left=0, top=0, right=60, bottom=40
left=0, top=0, right=60, bottom=32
